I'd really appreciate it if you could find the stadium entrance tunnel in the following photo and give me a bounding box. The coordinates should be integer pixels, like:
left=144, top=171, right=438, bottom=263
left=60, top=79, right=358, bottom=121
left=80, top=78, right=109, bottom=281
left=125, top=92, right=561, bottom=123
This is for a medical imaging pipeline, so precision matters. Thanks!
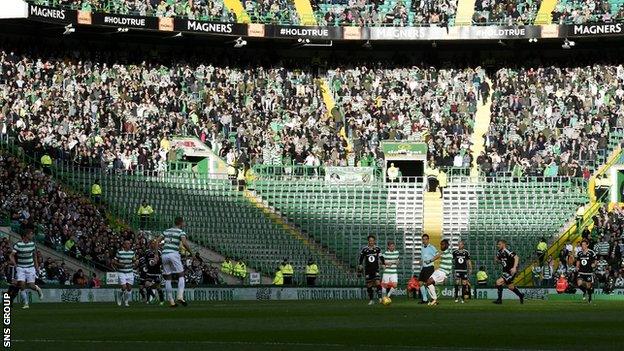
left=386, top=160, right=424, bottom=183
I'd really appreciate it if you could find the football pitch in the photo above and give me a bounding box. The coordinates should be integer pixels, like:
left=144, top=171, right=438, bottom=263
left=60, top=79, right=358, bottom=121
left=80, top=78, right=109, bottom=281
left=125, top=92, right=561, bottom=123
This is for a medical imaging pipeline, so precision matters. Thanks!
left=8, top=299, right=624, bottom=351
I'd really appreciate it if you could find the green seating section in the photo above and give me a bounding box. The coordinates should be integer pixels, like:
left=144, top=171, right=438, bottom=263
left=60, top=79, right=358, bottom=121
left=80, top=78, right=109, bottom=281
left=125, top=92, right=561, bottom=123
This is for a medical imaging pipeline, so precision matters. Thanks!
left=253, top=180, right=414, bottom=281
left=57, top=169, right=353, bottom=285
left=443, top=179, right=588, bottom=277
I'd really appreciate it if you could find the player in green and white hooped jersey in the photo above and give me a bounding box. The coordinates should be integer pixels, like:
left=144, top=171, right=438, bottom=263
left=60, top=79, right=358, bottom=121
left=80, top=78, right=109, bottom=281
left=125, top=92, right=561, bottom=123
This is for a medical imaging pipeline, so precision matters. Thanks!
left=425, top=239, right=453, bottom=306
left=155, top=217, right=193, bottom=307
left=9, top=225, right=43, bottom=309
left=113, top=239, right=136, bottom=307
left=381, top=241, right=400, bottom=298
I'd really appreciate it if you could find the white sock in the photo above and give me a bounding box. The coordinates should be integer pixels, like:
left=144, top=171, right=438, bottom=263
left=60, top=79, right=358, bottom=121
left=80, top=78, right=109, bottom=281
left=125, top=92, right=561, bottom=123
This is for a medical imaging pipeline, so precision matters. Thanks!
left=124, top=291, right=131, bottom=304
left=388, top=287, right=395, bottom=298
left=427, top=284, right=437, bottom=300
left=20, top=290, right=28, bottom=305
left=164, top=280, right=174, bottom=302
left=177, top=277, right=185, bottom=300
left=420, top=285, right=428, bottom=301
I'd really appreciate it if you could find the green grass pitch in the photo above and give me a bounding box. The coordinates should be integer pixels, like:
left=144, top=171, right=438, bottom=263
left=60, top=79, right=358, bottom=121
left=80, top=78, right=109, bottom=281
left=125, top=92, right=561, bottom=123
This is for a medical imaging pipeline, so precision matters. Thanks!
left=8, top=299, right=624, bottom=351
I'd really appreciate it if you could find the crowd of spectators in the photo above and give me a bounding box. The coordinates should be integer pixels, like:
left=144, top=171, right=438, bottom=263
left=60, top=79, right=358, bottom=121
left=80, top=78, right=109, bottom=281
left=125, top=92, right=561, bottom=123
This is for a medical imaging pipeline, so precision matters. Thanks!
left=473, top=0, right=541, bottom=25
left=329, top=64, right=484, bottom=168
left=551, top=0, right=623, bottom=25
left=481, top=64, right=624, bottom=177
left=313, top=0, right=457, bottom=27
left=2, top=42, right=623, bottom=177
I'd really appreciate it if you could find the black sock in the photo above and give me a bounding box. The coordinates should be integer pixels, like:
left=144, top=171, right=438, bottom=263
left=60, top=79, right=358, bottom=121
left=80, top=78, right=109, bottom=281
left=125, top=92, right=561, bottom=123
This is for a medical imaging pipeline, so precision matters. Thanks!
left=139, top=288, right=146, bottom=300
left=511, top=287, right=523, bottom=298
left=385, top=287, right=391, bottom=295
left=146, top=288, right=154, bottom=301
left=579, top=286, right=586, bottom=294
left=367, top=287, right=373, bottom=300
left=497, top=286, right=503, bottom=300
left=454, top=285, right=459, bottom=298
left=7, top=285, right=19, bottom=304
left=158, top=289, right=164, bottom=302
left=588, top=287, right=593, bottom=302
left=376, top=286, right=382, bottom=299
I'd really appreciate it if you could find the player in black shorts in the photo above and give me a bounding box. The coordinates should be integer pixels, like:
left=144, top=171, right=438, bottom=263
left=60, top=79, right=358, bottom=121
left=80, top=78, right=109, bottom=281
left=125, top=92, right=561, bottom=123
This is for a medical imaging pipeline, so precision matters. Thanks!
left=493, top=240, right=524, bottom=304
left=4, top=264, right=20, bottom=306
left=358, top=235, right=385, bottom=305
left=139, top=241, right=164, bottom=304
left=576, top=239, right=597, bottom=303
left=452, top=240, right=472, bottom=303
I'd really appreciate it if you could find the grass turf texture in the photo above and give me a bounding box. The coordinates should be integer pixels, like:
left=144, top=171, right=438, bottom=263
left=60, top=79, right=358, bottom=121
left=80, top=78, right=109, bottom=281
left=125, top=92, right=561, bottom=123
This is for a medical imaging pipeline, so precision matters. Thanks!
left=9, top=299, right=624, bottom=351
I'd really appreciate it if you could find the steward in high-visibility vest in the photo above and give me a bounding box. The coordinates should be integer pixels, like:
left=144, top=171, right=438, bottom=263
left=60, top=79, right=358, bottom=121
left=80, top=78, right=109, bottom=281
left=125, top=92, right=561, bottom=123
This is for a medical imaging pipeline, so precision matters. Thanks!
left=91, top=180, right=102, bottom=204
left=221, top=258, right=234, bottom=275
left=40, top=154, right=52, bottom=175
left=273, top=268, right=283, bottom=286
left=476, top=267, right=488, bottom=286
left=234, top=261, right=247, bottom=280
left=305, top=260, right=319, bottom=286
left=280, top=259, right=294, bottom=285
left=137, top=201, right=154, bottom=229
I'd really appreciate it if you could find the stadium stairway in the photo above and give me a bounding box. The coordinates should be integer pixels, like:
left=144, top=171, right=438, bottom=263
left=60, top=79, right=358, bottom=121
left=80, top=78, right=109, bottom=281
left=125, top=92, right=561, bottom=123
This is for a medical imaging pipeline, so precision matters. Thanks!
left=319, top=79, right=335, bottom=121
left=223, top=0, right=251, bottom=23
left=455, top=0, right=477, bottom=26
left=535, top=0, right=558, bottom=24
left=0, top=226, right=104, bottom=278
left=514, top=145, right=624, bottom=286
left=470, top=77, right=492, bottom=178
left=319, top=78, right=353, bottom=153
left=423, top=192, right=443, bottom=251
left=245, top=189, right=355, bottom=275
left=293, top=0, right=317, bottom=25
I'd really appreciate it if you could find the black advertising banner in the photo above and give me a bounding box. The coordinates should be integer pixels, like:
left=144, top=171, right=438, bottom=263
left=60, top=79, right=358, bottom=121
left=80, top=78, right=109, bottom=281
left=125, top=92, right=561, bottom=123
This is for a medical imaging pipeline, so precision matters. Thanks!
left=560, top=23, right=624, bottom=37
left=268, top=25, right=343, bottom=40
left=174, top=18, right=247, bottom=37
left=448, top=25, right=541, bottom=40
left=91, top=13, right=158, bottom=30
left=28, top=4, right=76, bottom=24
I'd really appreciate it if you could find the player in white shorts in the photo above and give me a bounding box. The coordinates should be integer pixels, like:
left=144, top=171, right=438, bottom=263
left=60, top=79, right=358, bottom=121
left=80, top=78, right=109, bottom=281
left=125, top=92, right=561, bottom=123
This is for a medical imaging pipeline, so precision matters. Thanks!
left=155, top=217, right=193, bottom=307
left=425, top=239, right=453, bottom=306
left=113, top=239, right=137, bottom=307
left=381, top=240, right=400, bottom=298
left=10, top=225, right=43, bottom=309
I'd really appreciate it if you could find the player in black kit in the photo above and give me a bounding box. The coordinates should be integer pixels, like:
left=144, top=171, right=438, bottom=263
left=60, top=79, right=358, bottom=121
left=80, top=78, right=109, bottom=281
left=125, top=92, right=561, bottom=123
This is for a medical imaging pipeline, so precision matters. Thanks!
left=452, top=240, right=472, bottom=303
left=493, top=240, right=524, bottom=304
left=358, top=235, right=385, bottom=305
left=576, top=239, right=597, bottom=303
left=139, top=241, right=164, bottom=305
